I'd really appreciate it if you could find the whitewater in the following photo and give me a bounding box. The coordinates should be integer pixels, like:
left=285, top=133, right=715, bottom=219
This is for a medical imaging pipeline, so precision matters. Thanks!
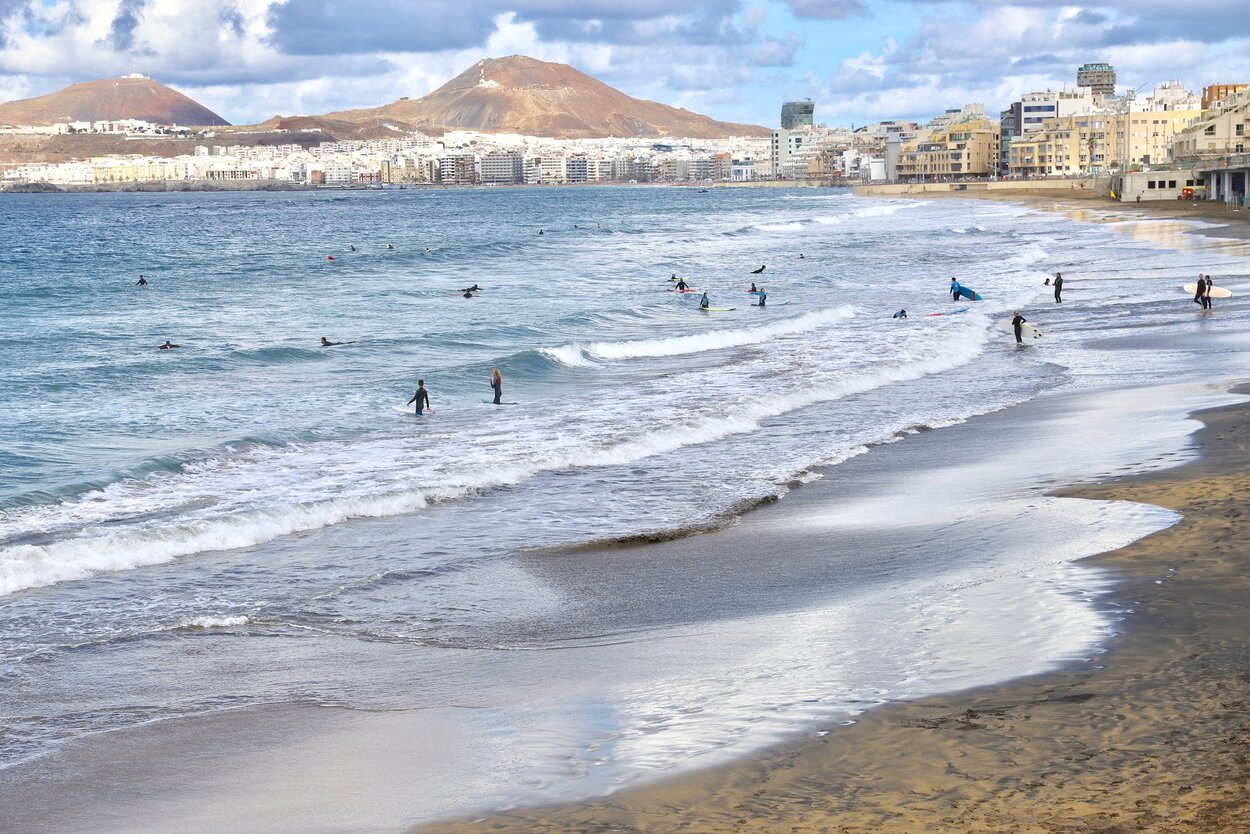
left=3, top=186, right=1250, bottom=830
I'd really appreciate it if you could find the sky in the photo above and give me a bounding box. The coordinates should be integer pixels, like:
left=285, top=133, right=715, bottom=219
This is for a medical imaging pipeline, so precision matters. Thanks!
left=0, top=0, right=1247, bottom=128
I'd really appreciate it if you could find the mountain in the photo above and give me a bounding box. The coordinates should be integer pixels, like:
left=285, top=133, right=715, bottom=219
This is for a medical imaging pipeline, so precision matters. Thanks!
left=307, top=56, right=768, bottom=139
left=0, top=75, right=229, bottom=127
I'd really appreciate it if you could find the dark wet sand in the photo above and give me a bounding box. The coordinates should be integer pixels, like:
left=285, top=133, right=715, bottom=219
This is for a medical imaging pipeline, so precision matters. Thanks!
left=420, top=393, right=1250, bottom=833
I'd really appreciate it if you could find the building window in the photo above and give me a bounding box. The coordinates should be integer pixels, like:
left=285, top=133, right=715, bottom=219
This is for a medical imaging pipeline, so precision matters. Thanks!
left=1147, top=181, right=1156, bottom=189
left=1168, top=180, right=1177, bottom=188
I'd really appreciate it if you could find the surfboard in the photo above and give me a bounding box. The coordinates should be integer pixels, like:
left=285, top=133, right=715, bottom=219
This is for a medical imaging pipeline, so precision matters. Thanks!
left=700, top=307, right=735, bottom=312
left=1000, top=318, right=1044, bottom=339
left=482, top=400, right=519, bottom=405
left=752, top=301, right=787, bottom=307
left=669, top=288, right=699, bottom=293
left=745, top=290, right=764, bottom=295
left=392, top=406, right=425, bottom=416
left=1182, top=283, right=1233, bottom=299
left=955, top=286, right=983, bottom=301
left=926, top=307, right=969, bottom=317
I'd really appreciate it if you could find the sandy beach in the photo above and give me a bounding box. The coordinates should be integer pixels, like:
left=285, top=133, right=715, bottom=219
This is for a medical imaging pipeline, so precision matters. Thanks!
left=419, top=387, right=1250, bottom=834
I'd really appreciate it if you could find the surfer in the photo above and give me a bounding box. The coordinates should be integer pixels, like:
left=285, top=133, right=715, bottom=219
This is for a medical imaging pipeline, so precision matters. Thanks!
left=1011, top=311, right=1027, bottom=344
left=136, top=275, right=148, bottom=286
left=385, top=244, right=394, bottom=250
left=407, top=379, right=432, bottom=416
left=893, top=309, right=908, bottom=319
left=750, top=265, right=766, bottom=274
left=1203, top=274, right=1214, bottom=310
left=489, top=368, right=503, bottom=405
left=461, top=284, right=482, bottom=293
left=757, top=289, right=767, bottom=307
left=749, top=282, right=758, bottom=293
left=798, top=253, right=805, bottom=260
left=1053, top=272, right=1063, bottom=303
left=676, top=278, right=689, bottom=291
left=950, top=279, right=962, bottom=301
left=700, top=292, right=710, bottom=310
left=424, top=247, right=432, bottom=254
left=157, top=340, right=180, bottom=350
left=1193, top=275, right=1205, bottom=306
left=463, top=291, right=474, bottom=298
left=320, top=336, right=343, bottom=347
left=349, top=245, right=356, bottom=252
left=538, top=229, right=544, bottom=236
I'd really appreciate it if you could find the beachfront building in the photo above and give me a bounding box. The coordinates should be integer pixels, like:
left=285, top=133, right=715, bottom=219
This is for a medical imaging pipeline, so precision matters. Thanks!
left=1201, top=84, right=1248, bottom=111
left=780, top=99, right=815, bottom=130
left=895, top=111, right=1000, bottom=180
left=1077, top=62, right=1117, bottom=97
left=438, top=154, right=477, bottom=185
left=479, top=151, right=524, bottom=184
left=1175, top=90, right=1250, bottom=158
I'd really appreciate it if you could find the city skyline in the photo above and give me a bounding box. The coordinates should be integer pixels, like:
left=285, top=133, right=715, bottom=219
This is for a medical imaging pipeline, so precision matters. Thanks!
left=0, top=0, right=1248, bottom=130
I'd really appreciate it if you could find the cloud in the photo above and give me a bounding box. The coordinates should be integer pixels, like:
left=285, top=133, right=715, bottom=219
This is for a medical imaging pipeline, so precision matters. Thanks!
left=104, top=0, right=148, bottom=53
left=781, top=0, right=869, bottom=20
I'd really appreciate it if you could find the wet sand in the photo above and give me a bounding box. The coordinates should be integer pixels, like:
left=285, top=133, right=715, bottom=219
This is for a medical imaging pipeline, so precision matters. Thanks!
left=420, top=391, right=1250, bottom=833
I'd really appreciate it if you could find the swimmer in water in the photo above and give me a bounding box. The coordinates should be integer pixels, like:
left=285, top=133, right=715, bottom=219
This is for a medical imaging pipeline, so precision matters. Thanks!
left=136, top=275, right=148, bottom=286
left=158, top=340, right=180, bottom=349
left=320, top=336, right=343, bottom=346
left=349, top=245, right=356, bottom=252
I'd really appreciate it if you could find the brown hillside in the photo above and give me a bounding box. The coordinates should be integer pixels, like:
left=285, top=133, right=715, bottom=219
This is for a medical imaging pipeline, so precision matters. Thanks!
left=0, top=76, right=229, bottom=127
left=319, top=55, right=768, bottom=139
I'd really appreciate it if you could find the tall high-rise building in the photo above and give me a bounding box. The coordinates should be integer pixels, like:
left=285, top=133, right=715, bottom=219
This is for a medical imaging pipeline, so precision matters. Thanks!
left=780, top=99, right=815, bottom=129
left=1077, top=62, right=1117, bottom=96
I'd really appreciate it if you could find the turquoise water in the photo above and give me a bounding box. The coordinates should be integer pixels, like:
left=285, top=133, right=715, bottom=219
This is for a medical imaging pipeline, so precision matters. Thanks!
left=3, top=187, right=1249, bottom=824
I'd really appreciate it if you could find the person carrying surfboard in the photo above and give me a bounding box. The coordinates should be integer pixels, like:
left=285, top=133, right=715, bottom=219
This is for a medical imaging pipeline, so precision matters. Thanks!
left=490, top=368, right=503, bottom=405
left=1011, top=311, right=1027, bottom=344
left=407, top=379, right=432, bottom=416
left=700, top=292, right=710, bottom=310
left=1193, top=274, right=1205, bottom=306
left=950, top=278, right=961, bottom=301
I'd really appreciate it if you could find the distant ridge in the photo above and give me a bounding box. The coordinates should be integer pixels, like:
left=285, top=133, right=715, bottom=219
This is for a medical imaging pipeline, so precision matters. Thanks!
left=285, top=55, right=768, bottom=140
left=0, top=75, right=229, bottom=127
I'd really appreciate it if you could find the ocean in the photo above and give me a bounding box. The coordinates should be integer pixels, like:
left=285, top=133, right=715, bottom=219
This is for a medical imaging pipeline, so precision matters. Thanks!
left=1, top=186, right=1248, bottom=830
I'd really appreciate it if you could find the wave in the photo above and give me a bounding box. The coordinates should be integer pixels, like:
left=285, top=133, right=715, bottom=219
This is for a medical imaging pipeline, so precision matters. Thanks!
left=545, top=307, right=855, bottom=364
left=756, top=222, right=807, bottom=232
left=0, top=317, right=989, bottom=598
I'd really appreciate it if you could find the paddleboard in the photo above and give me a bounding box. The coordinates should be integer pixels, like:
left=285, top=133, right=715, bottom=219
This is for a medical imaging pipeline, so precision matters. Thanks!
left=482, top=400, right=519, bottom=405
left=392, top=406, right=425, bottom=416
left=699, top=307, right=735, bottom=312
left=955, top=286, right=983, bottom=301
left=926, top=307, right=969, bottom=317
left=1182, top=283, right=1233, bottom=299
left=669, top=288, right=699, bottom=293
left=1000, top=318, right=1044, bottom=339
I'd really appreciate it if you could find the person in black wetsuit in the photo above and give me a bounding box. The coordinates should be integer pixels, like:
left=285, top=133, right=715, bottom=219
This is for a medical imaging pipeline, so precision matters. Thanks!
left=749, top=282, right=758, bottom=293
left=1203, top=274, right=1214, bottom=310
left=1011, top=311, right=1027, bottom=344
left=460, top=284, right=481, bottom=293
left=1193, top=274, right=1205, bottom=306
left=1053, top=272, right=1063, bottom=303
left=489, top=368, right=503, bottom=404
left=676, top=278, right=689, bottom=291
left=407, top=379, right=431, bottom=415
left=136, top=275, right=148, bottom=286
left=320, top=336, right=342, bottom=346
left=751, top=264, right=766, bottom=274
left=158, top=340, right=180, bottom=349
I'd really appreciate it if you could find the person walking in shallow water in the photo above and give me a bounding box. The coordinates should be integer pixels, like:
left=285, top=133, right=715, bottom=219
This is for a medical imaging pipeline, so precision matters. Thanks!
left=1053, top=272, right=1063, bottom=303
left=1193, top=274, right=1205, bottom=306
left=1011, top=311, right=1027, bottom=344
left=1203, top=274, right=1214, bottom=310
left=489, top=368, right=503, bottom=404
left=407, top=379, right=432, bottom=415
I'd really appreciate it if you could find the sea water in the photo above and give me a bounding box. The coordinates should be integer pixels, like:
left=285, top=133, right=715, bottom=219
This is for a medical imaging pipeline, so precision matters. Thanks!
left=1, top=187, right=1248, bottom=827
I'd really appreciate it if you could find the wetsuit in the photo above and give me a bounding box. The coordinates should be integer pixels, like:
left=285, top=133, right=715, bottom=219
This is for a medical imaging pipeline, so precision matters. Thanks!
left=1053, top=275, right=1063, bottom=303
left=757, top=291, right=767, bottom=307
left=1012, top=314, right=1027, bottom=344
left=136, top=276, right=148, bottom=286
left=491, top=376, right=502, bottom=404
left=1203, top=277, right=1213, bottom=310
left=751, top=265, right=765, bottom=274
left=700, top=294, right=710, bottom=309
left=950, top=281, right=962, bottom=301
left=676, top=280, right=688, bottom=291
left=407, top=386, right=430, bottom=415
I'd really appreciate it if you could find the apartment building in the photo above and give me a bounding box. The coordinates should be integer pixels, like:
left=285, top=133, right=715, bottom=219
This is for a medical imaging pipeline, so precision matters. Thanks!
left=896, top=114, right=1001, bottom=180
left=479, top=152, right=524, bottom=184
left=1175, top=91, right=1250, bottom=158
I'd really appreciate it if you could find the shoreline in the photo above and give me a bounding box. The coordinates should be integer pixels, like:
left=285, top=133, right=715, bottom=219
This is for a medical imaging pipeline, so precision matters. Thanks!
left=418, top=386, right=1250, bottom=833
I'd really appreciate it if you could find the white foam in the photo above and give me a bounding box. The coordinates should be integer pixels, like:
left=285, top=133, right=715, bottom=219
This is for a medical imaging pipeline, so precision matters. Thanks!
left=756, top=222, right=806, bottom=232
left=564, top=306, right=855, bottom=362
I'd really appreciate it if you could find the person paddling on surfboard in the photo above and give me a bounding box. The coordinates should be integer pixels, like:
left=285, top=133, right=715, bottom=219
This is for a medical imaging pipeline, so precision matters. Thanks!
left=676, top=278, right=689, bottom=291
left=751, top=265, right=766, bottom=274
left=320, top=336, right=343, bottom=347
left=490, top=368, right=503, bottom=405
left=407, top=379, right=432, bottom=416
left=1011, top=311, right=1027, bottom=344
left=893, top=309, right=907, bottom=319
left=157, top=340, right=180, bottom=349
left=700, top=292, right=710, bottom=310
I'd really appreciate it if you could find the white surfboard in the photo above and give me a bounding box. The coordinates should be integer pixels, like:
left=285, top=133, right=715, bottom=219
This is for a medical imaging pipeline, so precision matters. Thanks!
left=999, top=318, right=1044, bottom=340
left=1182, top=283, right=1233, bottom=299
left=392, top=406, right=425, bottom=416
